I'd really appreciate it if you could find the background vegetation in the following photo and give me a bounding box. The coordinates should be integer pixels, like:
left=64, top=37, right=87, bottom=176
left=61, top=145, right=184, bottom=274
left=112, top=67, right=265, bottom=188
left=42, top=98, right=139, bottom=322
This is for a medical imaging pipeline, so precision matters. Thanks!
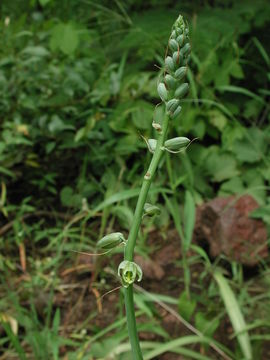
left=0, top=0, right=270, bottom=359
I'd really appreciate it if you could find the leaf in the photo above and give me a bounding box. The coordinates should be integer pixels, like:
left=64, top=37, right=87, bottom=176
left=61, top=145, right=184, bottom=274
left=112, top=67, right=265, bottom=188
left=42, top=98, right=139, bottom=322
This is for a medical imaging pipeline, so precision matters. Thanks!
left=178, top=291, right=196, bottom=321
left=183, top=190, right=195, bottom=251
left=144, top=335, right=208, bottom=360
left=214, top=270, right=252, bottom=360
left=194, top=312, right=219, bottom=338
left=219, top=177, right=244, bottom=196
left=21, top=46, right=50, bottom=57
left=208, top=110, right=227, bottom=131
left=233, top=127, right=267, bottom=164
left=39, top=0, right=52, bottom=6
left=205, top=150, right=239, bottom=182
left=230, top=61, right=244, bottom=79
left=48, top=115, right=75, bottom=134
left=50, top=23, right=79, bottom=55
left=94, top=187, right=172, bottom=213
left=252, top=37, right=270, bottom=67
left=217, top=85, right=266, bottom=105
left=250, top=204, right=270, bottom=224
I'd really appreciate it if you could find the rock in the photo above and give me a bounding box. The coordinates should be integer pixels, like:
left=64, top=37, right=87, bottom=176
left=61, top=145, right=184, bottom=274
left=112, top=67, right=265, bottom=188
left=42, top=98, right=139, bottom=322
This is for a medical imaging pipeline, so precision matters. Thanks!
left=194, top=195, right=268, bottom=266
left=134, top=254, right=165, bottom=280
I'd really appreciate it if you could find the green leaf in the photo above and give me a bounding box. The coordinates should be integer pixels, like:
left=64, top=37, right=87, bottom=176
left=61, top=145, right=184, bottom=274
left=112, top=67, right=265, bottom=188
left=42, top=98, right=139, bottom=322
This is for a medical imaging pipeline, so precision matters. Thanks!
left=22, top=46, right=50, bottom=57
left=250, top=204, right=270, bottom=224
left=233, top=127, right=267, bottom=164
left=205, top=150, right=239, bottom=182
left=214, top=270, right=252, bottom=360
left=217, top=85, right=266, bottom=105
left=195, top=312, right=219, bottom=338
left=94, top=187, right=172, bottom=213
left=208, top=110, right=227, bottom=131
left=230, top=62, right=244, bottom=79
left=219, top=177, right=244, bottom=196
left=183, top=190, right=195, bottom=251
left=178, top=291, right=196, bottom=321
left=50, top=23, right=79, bottom=55
left=39, top=0, right=52, bottom=6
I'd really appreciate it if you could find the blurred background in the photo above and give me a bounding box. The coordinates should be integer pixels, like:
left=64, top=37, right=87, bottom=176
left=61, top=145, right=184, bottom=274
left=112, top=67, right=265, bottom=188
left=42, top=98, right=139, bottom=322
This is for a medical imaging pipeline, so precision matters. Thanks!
left=0, top=0, right=270, bottom=359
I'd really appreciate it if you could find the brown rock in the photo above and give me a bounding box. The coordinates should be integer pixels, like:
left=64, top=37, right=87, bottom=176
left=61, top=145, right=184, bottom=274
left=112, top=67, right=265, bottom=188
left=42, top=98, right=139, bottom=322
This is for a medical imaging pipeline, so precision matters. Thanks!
left=195, top=195, right=268, bottom=266
left=134, top=254, right=165, bottom=280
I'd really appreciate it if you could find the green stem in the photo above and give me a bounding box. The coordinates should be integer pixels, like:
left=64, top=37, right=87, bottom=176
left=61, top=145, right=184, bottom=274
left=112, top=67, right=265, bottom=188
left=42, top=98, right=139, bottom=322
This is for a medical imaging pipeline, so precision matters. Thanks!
left=124, top=115, right=169, bottom=360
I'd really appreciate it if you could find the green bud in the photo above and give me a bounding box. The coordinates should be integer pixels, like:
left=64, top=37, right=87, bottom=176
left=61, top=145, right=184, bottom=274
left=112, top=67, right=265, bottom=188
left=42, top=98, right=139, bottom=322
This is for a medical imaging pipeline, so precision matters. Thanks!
left=170, top=105, right=182, bottom=119
left=172, top=51, right=180, bottom=65
left=169, top=39, right=178, bottom=52
left=171, top=30, right=177, bottom=39
left=97, top=232, right=126, bottom=249
left=176, top=27, right=183, bottom=36
left=165, top=74, right=177, bottom=89
left=148, top=138, right=157, bottom=153
left=166, top=99, right=180, bottom=113
left=143, top=203, right=161, bottom=217
left=175, top=66, right=187, bottom=80
left=180, top=43, right=191, bottom=57
left=185, top=54, right=191, bottom=65
left=175, top=83, right=189, bottom=98
left=157, top=83, right=168, bottom=101
left=176, top=34, right=184, bottom=46
left=118, top=260, right=143, bottom=288
left=165, top=137, right=190, bottom=151
left=165, top=56, right=175, bottom=72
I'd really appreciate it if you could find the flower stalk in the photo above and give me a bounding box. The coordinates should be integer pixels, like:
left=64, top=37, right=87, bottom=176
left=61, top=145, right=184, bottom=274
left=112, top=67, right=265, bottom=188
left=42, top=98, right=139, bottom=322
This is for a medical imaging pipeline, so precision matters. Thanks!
left=96, top=14, right=191, bottom=359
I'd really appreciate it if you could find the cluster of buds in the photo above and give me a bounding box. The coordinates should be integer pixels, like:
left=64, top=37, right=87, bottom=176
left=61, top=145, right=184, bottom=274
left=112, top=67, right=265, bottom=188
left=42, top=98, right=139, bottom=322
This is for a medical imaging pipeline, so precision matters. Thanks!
left=157, top=15, right=190, bottom=120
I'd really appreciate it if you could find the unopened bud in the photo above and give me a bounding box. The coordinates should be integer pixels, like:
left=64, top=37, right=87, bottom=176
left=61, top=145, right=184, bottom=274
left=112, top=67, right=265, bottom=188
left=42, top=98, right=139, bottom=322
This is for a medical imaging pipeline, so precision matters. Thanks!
left=96, top=232, right=126, bottom=249
left=174, top=66, right=187, bottom=80
left=170, top=106, right=182, bottom=119
left=143, top=203, right=161, bottom=217
left=157, top=83, right=168, bottom=102
left=165, top=74, right=177, bottom=89
left=169, top=39, right=178, bottom=52
left=166, top=99, right=180, bottom=113
left=148, top=139, right=157, bottom=153
left=165, top=137, right=190, bottom=151
left=165, top=56, right=175, bottom=72
left=175, top=83, right=189, bottom=99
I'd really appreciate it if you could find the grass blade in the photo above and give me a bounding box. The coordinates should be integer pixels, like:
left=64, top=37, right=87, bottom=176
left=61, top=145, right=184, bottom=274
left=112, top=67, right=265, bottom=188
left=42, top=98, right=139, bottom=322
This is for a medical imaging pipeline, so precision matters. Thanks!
left=214, top=270, right=252, bottom=360
left=184, top=190, right=195, bottom=251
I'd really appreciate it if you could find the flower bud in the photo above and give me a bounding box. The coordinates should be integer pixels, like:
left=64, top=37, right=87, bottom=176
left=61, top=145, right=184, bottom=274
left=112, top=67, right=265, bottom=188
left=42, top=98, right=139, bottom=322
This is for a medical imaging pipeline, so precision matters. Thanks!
left=180, top=43, right=191, bottom=57
left=165, top=56, right=175, bottom=72
left=148, top=139, right=157, bottom=153
left=165, top=74, right=177, bottom=89
left=157, top=83, right=168, bottom=101
left=169, top=39, right=178, bottom=52
left=170, top=105, right=182, bottom=119
left=97, top=232, right=126, bottom=249
left=176, top=34, right=184, bottom=46
left=175, top=83, right=189, bottom=99
left=143, top=203, right=161, bottom=217
left=174, top=66, right=187, bottom=80
left=166, top=99, right=180, bottom=113
left=165, top=137, right=190, bottom=151
left=172, top=51, right=181, bottom=65
left=118, top=261, right=143, bottom=288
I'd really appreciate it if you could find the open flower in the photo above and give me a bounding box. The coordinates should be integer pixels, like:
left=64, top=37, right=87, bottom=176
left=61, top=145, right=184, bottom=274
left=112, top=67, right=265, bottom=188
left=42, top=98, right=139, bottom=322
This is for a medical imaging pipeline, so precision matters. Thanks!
left=118, top=260, right=143, bottom=288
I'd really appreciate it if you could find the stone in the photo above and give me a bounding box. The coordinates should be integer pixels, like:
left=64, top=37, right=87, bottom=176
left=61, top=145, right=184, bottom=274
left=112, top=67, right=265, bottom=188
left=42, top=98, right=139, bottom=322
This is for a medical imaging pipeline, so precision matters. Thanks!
left=194, top=195, right=268, bottom=266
